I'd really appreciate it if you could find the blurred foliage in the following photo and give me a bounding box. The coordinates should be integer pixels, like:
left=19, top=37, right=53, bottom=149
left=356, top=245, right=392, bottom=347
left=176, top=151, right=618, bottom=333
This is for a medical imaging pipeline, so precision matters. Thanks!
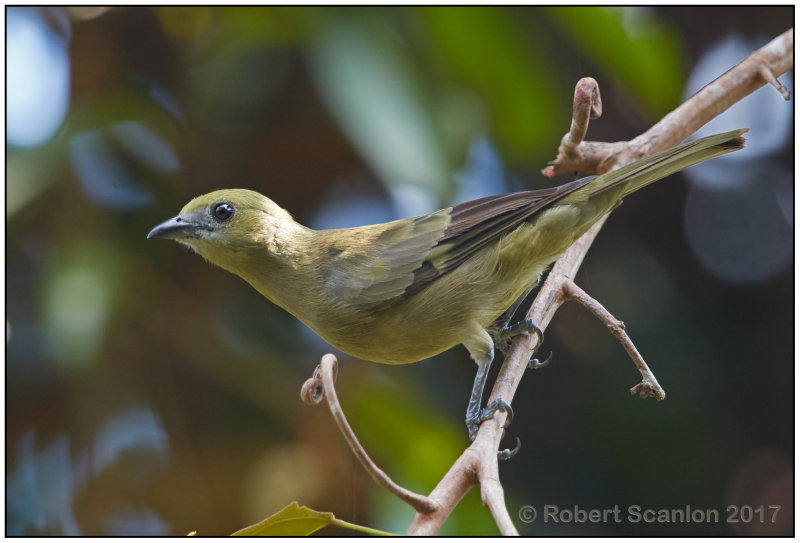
left=545, top=6, right=685, bottom=116
left=6, top=6, right=793, bottom=536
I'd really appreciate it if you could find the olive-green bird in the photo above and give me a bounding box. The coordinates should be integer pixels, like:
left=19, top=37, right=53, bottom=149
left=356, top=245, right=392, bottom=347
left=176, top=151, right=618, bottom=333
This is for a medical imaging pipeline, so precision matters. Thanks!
left=148, top=129, right=746, bottom=440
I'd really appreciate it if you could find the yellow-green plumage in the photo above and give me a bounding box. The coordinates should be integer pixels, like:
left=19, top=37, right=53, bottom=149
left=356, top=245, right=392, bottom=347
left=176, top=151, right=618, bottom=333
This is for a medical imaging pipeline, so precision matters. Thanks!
left=149, top=130, right=746, bottom=368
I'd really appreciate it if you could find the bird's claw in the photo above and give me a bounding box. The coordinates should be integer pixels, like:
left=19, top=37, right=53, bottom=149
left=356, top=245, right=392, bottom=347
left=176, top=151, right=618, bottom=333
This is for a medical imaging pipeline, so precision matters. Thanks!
left=502, top=319, right=551, bottom=369
left=481, top=400, right=519, bottom=460
left=498, top=437, right=521, bottom=461
left=467, top=400, right=520, bottom=460
left=499, top=318, right=544, bottom=352
left=529, top=350, right=553, bottom=369
left=480, top=398, right=514, bottom=426
left=466, top=399, right=514, bottom=441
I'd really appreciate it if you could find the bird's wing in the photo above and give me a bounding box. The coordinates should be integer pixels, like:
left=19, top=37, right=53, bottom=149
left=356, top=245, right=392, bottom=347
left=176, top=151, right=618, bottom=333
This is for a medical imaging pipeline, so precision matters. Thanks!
left=406, top=177, right=593, bottom=296
left=324, top=177, right=592, bottom=308
left=322, top=208, right=452, bottom=307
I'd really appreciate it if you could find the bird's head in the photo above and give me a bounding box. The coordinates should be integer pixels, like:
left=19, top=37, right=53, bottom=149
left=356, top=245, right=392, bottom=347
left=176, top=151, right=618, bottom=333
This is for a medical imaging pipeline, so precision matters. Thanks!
left=148, top=189, right=302, bottom=267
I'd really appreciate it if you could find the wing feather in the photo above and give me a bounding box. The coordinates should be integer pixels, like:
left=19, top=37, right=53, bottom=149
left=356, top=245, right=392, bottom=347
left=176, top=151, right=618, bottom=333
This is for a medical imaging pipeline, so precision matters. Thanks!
left=323, top=176, right=593, bottom=308
left=406, top=177, right=593, bottom=296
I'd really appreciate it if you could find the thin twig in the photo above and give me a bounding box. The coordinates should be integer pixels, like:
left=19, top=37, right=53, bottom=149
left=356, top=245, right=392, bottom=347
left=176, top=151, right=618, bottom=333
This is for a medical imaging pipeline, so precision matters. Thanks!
left=563, top=280, right=666, bottom=400
left=301, top=354, right=438, bottom=513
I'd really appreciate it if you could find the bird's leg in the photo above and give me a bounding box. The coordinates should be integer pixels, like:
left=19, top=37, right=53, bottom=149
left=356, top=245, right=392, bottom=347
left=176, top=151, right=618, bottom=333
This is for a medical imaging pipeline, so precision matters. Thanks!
left=491, top=289, right=533, bottom=354
left=463, top=323, right=514, bottom=442
left=465, top=304, right=549, bottom=445
left=465, top=352, right=492, bottom=441
left=465, top=355, right=515, bottom=441
left=491, top=285, right=552, bottom=367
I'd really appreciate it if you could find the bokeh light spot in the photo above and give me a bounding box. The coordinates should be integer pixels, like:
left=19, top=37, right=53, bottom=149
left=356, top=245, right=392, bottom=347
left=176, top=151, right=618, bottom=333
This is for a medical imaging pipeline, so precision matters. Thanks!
left=7, top=8, right=71, bottom=147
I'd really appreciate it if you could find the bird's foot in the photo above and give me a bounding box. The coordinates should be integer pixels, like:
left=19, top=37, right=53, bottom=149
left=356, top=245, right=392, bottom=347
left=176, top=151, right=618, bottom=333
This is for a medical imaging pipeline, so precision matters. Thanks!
left=466, top=400, right=520, bottom=460
left=481, top=398, right=514, bottom=426
left=499, top=318, right=544, bottom=352
left=467, top=398, right=514, bottom=441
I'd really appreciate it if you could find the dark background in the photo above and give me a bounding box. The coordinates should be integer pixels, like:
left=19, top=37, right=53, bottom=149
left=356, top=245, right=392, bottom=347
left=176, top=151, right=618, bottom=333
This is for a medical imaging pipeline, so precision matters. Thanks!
left=6, top=6, right=793, bottom=535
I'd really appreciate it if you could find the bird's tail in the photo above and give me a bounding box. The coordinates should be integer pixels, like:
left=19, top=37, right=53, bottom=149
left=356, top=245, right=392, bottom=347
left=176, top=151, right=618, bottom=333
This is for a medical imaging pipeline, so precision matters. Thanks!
left=560, top=128, right=748, bottom=204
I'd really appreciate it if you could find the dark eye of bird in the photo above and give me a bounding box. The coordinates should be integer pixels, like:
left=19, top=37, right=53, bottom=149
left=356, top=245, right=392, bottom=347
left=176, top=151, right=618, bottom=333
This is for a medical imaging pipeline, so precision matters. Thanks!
left=213, top=202, right=235, bottom=222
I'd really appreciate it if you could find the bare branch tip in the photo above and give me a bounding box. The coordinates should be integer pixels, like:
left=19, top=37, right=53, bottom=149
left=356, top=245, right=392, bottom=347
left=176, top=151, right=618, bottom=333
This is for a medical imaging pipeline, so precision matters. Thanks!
left=759, top=65, right=791, bottom=101
left=543, top=77, right=610, bottom=177
left=300, top=368, right=324, bottom=405
left=575, top=77, right=602, bottom=119
left=567, top=78, right=602, bottom=149
left=301, top=354, right=339, bottom=405
left=630, top=382, right=666, bottom=401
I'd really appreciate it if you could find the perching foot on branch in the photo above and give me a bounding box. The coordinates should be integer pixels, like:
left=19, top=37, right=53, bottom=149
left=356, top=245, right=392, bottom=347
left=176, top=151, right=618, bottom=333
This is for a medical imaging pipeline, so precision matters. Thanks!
left=478, top=399, right=520, bottom=461
left=500, top=318, right=543, bottom=348
left=501, top=318, right=551, bottom=370
left=466, top=397, right=513, bottom=442
left=480, top=398, right=514, bottom=427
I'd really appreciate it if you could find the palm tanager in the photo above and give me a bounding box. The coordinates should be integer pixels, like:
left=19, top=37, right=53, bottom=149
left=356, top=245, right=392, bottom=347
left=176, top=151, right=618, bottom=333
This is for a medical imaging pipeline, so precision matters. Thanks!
left=148, top=129, right=746, bottom=440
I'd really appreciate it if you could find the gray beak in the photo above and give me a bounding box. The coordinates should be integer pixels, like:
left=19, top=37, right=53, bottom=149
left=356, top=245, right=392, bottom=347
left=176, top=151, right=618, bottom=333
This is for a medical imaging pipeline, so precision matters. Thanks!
left=147, top=216, right=203, bottom=240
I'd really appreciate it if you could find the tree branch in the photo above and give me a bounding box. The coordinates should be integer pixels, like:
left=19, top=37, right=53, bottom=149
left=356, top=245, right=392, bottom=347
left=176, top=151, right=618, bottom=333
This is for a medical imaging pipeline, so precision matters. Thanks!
left=429, top=28, right=791, bottom=533
left=563, top=280, right=665, bottom=400
left=478, top=27, right=792, bottom=533
left=303, top=28, right=793, bottom=536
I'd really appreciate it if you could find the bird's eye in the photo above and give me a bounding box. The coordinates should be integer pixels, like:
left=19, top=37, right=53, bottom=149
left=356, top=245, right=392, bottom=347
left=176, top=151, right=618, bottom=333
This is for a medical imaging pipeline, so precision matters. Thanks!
left=213, top=202, right=235, bottom=222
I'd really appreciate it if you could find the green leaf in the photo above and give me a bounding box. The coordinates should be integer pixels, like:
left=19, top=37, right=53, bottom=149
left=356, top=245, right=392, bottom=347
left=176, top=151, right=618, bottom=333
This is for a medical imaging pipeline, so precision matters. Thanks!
left=232, top=502, right=396, bottom=536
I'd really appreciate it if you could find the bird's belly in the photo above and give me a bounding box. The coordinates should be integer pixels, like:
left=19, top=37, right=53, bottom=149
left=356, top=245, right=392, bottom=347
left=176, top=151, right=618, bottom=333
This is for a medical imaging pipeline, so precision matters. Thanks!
left=319, top=247, right=555, bottom=365
left=318, top=312, right=463, bottom=365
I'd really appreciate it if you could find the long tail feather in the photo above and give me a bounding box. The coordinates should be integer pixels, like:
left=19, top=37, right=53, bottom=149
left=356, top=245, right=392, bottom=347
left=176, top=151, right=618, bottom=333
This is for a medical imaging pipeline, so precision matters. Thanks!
left=562, top=128, right=748, bottom=203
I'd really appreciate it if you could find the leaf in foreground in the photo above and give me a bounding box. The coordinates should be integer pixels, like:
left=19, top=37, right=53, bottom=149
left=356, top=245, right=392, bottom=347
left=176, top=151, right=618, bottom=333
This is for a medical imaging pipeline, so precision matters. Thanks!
left=232, top=501, right=396, bottom=536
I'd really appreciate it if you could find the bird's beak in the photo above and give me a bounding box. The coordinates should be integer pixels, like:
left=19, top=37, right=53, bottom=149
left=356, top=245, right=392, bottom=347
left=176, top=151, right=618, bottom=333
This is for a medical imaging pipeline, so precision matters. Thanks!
left=147, top=216, right=203, bottom=240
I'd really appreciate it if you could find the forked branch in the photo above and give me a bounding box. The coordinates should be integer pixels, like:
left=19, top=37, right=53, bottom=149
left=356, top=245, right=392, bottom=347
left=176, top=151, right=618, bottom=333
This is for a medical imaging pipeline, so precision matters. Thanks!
left=303, top=28, right=793, bottom=536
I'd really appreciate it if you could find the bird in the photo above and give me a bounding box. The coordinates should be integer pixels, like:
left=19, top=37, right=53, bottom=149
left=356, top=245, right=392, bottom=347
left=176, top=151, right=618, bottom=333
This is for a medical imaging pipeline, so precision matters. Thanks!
left=148, top=129, right=747, bottom=441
